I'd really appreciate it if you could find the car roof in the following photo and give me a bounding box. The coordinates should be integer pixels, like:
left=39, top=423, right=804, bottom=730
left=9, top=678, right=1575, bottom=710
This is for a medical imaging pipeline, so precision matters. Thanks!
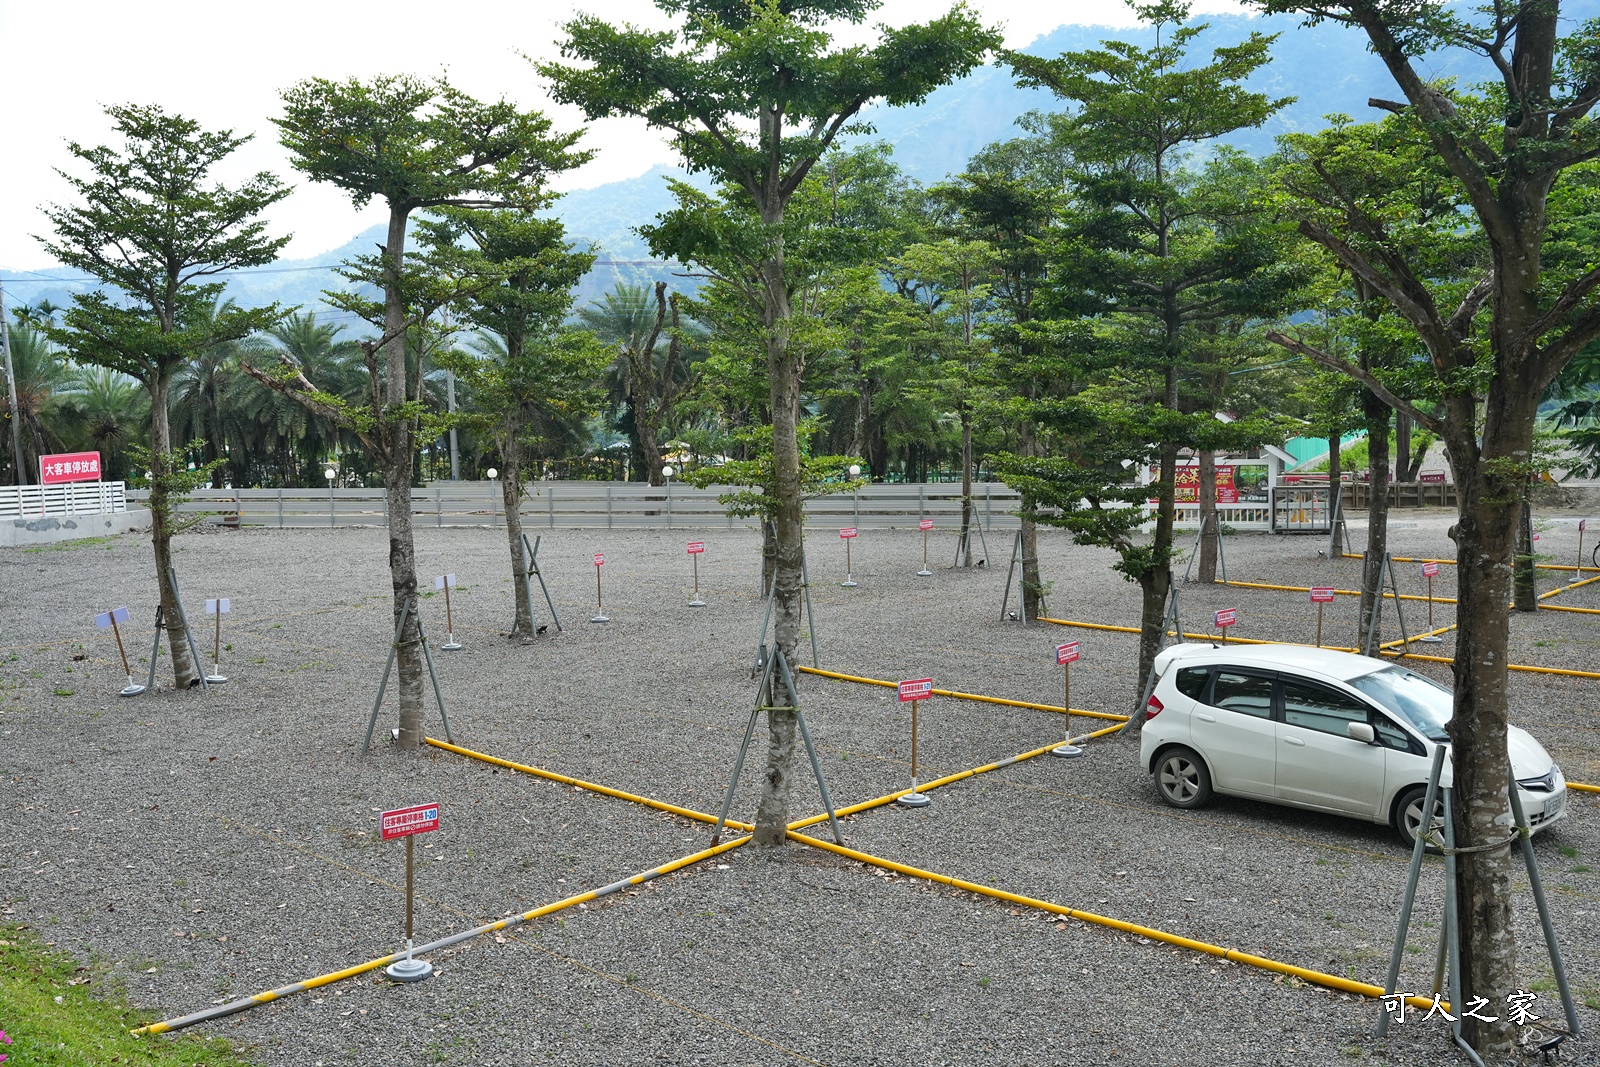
left=1161, top=642, right=1393, bottom=683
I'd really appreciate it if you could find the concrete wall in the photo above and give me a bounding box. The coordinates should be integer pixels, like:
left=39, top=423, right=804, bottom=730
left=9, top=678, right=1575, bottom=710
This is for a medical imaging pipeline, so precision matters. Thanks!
left=0, top=508, right=149, bottom=549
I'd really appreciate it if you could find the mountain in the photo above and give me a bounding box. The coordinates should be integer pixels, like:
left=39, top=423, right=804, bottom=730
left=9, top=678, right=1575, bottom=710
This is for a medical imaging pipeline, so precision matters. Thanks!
left=7, top=10, right=1569, bottom=325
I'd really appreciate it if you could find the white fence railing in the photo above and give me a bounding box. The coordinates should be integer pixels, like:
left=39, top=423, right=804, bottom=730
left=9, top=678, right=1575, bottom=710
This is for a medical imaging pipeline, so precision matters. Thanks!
left=0, top=481, right=127, bottom=519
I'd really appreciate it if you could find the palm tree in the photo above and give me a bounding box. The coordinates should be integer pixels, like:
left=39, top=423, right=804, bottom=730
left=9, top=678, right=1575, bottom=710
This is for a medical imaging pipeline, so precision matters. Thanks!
left=234, top=311, right=364, bottom=485
left=55, top=366, right=149, bottom=481
left=172, top=299, right=257, bottom=487
left=2, top=318, right=72, bottom=483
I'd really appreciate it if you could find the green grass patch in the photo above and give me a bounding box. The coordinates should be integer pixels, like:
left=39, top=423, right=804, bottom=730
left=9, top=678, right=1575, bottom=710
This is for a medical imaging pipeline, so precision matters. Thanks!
left=0, top=924, right=257, bottom=1066
left=22, top=536, right=118, bottom=555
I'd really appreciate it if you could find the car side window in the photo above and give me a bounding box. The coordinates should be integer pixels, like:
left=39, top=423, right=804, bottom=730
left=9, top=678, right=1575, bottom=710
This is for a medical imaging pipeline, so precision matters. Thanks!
left=1372, top=714, right=1418, bottom=753
left=1175, top=666, right=1209, bottom=699
left=1208, top=671, right=1274, bottom=718
left=1282, top=678, right=1371, bottom=736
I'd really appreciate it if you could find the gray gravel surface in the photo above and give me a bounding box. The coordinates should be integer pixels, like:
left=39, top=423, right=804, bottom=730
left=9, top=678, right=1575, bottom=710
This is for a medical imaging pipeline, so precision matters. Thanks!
left=2, top=511, right=1597, bottom=1066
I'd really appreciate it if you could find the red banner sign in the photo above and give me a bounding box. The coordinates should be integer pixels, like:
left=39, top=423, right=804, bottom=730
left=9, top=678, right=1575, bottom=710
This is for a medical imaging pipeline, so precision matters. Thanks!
left=1056, top=642, right=1080, bottom=665
left=1421, top=562, right=1440, bottom=578
left=593, top=553, right=606, bottom=567
left=687, top=541, right=705, bottom=555
left=1309, top=587, right=1335, bottom=603
left=380, top=802, right=439, bottom=841
left=897, top=677, right=933, bottom=702
left=839, top=527, right=858, bottom=539
left=1418, top=471, right=1447, bottom=483
left=1214, top=608, right=1238, bottom=628
left=918, top=519, right=934, bottom=531
left=39, top=451, right=103, bottom=485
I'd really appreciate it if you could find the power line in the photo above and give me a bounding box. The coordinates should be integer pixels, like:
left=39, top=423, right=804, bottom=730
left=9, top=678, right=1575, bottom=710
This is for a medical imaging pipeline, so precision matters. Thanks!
left=3, top=259, right=685, bottom=285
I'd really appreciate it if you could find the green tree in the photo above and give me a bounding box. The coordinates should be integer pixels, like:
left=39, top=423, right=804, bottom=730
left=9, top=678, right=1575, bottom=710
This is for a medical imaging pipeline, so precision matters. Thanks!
left=1256, top=2, right=1600, bottom=1049
left=426, top=209, right=601, bottom=639
left=38, top=103, right=288, bottom=688
left=0, top=317, right=71, bottom=483
left=264, top=75, right=587, bottom=748
left=56, top=366, right=149, bottom=481
left=1007, top=2, right=1298, bottom=707
left=542, top=0, right=999, bottom=844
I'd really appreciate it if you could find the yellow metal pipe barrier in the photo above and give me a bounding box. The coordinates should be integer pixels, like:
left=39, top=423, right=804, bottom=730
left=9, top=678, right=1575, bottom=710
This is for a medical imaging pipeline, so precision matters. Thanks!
left=426, top=738, right=752, bottom=831
left=133, top=835, right=750, bottom=1035
left=1570, top=782, right=1600, bottom=795
left=784, top=831, right=1445, bottom=1013
left=1226, top=578, right=1454, bottom=605
left=1343, top=552, right=1600, bottom=575
left=1539, top=603, right=1600, bottom=615
left=1538, top=572, right=1600, bottom=599
left=798, top=665, right=1130, bottom=723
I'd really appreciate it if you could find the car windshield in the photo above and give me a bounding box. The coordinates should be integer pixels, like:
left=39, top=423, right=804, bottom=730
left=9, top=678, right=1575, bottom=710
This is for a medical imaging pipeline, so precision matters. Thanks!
left=1348, top=665, right=1452, bottom=741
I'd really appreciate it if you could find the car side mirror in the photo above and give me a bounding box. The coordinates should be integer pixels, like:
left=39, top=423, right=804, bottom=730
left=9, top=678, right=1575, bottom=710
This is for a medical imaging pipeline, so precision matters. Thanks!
left=1347, top=721, right=1376, bottom=744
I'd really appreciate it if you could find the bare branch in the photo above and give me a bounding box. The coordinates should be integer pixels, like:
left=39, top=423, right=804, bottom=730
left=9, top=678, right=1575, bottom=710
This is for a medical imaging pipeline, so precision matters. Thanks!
left=1265, top=330, right=1444, bottom=433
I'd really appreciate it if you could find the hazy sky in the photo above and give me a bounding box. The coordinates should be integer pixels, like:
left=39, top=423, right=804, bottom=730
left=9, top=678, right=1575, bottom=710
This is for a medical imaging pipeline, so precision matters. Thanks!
left=0, top=0, right=1248, bottom=270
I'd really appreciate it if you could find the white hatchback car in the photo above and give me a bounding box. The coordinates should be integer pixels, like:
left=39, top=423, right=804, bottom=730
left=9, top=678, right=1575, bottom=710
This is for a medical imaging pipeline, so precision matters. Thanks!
left=1138, top=643, right=1568, bottom=846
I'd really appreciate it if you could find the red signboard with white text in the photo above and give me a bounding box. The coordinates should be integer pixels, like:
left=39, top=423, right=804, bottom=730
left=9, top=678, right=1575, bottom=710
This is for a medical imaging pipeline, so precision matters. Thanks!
left=40, top=451, right=103, bottom=485
left=380, top=802, right=439, bottom=840
left=839, top=527, right=858, bottom=539
left=1309, top=587, right=1336, bottom=603
left=1214, top=608, right=1238, bottom=628
left=1421, top=562, right=1440, bottom=578
left=687, top=541, right=705, bottom=555
left=897, top=677, right=933, bottom=702
left=593, top=553, right=606, bottom=567
left=1056, top=642, right=1080, bottom=665
left=919, top=519, right=934, bottom=531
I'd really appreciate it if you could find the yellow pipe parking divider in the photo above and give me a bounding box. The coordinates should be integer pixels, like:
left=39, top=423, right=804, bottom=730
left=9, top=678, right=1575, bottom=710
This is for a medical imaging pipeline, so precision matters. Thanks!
left=1571, top=782, right=1600, bottom=795
left=797, top=665, right=1129, bottom=723
left=133, top=834, right=751, bottom=1035
left=783, top=831, right=1446, bottom=1014
left=426, top=737, right=752, bottom=831
left=1342, top=553, right=1600, bottom=574
left=1225, top=578, right=1453, bottom=605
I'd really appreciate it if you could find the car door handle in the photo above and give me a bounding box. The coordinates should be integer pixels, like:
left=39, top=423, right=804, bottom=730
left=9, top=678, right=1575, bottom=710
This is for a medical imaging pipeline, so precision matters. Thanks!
left=1196, top=713, right=1216, bottom=723
left=1283, top=736, right=1306, bottom=747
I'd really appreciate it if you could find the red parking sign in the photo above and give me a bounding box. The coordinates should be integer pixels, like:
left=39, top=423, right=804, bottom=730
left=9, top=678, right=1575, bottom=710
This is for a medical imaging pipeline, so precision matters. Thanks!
left=1421, top=562, right=1440, bottom=578
left=1214, top=608, right=1238, bottom=628
left=1055, top=642, right=1080, bottom=665
left=919, top=519, right=934, bottom=531
left=897, top=677, right=933, bottom=702
left=839, top=527, right=858, bottom=539
left=593, top=553, right=606, bottom=567
left=1309, top=587, right=1335, bottom=603
left=380, top=802, right=439, bottom=840
left=687, top=541, right=705, bottom=555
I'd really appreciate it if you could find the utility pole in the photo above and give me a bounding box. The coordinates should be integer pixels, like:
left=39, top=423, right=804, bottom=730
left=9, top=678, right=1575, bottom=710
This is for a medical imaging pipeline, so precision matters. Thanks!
left=0, top=275, right=28, bottom=485
left=445, top=368, right=460, bottom=481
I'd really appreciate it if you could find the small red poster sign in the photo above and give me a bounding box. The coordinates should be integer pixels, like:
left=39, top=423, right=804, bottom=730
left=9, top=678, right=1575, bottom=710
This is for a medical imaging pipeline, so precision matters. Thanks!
left=380, top=802, right=439, bottom=840
left=1055, top=642, right=1080, bottom=665
left=687, top=541, right=705, bottom=555
left=918, top=519, right=934, bottom=531
left=1421, top=562, right=1440, bottom=578
left=593, top=553, right=606, bottom=567
left=1418, top=470, right=1447, bottom=483
left=897, top=677, right=933, bottom=702
left=1309, top=587, right=1335, bottom=603
left=1214, top=608, right=1238, bottom=628
left=39, top=451, right=103, bottom=485
left=839, top=527, right=858, bottom=539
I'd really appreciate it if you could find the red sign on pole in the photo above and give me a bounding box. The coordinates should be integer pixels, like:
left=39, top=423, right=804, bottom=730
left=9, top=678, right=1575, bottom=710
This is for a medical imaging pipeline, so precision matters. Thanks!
left=593, top=553, right=606, bottom=567
left=380, top=802, right=439, bottom=840
left=918, top=519, right=934, bottom=531
left=39, top=451, right=103, bottom=485
left=839, top=527, right=858, bottom=539
left=1421, top=562, right=1440, bottom=578
left=1309, top=587, right=1336, bottom=603
left=1214, top=608, right=1238, bottom=628
left=1418, top=470, right=1447, bottom=483
left=687, top=541, right=705, bottom=555
left=1582, top=518, right=1589, bottom=533
left=897, top=677, right=933, bottom=702
left=1055, top=642, right=1080, bottom=665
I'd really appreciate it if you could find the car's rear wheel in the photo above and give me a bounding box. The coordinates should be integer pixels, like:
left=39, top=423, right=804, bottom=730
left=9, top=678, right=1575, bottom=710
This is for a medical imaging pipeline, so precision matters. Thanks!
left=1155, top=747, right=1213, bottom=809
left=1394, top=784, right=1445, bottom=849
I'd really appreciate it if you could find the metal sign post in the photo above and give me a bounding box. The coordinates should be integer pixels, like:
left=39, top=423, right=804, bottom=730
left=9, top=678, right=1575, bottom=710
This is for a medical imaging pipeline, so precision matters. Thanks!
left=380, top=802, right=439, bottom=983
left=896, top=677, right=934, bottom=807
left=917, top=519, right=934, bottom=577
left=1580, top=517, right=1588, bottom=570
left=1419, top=562, right=1443, bottom=643
left=687, top=541, right=706, bottom=607
left=1052, top=643, right=1082, bottom=758
left=839, top=527, right=859, bottom=587
left=434, top=574, right=462, bottom=651
left=1214, top=607, right=1238, bottom=645
left=95, top=607, right=144, bottom=697
left=203, top=598, right=231, bottom=683
left=590, top=553, right=609, bottom=623
left=1310, top=587, right=1334, bottom=648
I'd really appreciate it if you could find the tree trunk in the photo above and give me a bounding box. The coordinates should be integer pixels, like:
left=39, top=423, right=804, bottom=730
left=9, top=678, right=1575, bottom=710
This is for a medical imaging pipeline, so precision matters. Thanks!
left=1358, top=400, right=1390, bottom=653
left=1197, top=450, right=1218, bottom=583
left=1328, top=432, right=1342, bottom=494
left=1514, top=492, right=1536, bottom=611
left=500, top=423, right=534, bottom=640
left=1020, top=496, right=1042, bottom=620
left=1129, top=437, right=1179, bottom=727
left=147, top=375, right=200, bottom=689
left=751, top=232, right=804, bottom=848
left=1395, top=411, right=1410, bottom=486
left=958, top=406, right=974, bottom=568
left=380, top=206, right=426, bottom=750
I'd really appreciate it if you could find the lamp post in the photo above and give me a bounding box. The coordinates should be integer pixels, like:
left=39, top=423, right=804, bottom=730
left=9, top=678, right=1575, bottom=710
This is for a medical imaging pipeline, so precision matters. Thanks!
left=662, top=464, right=674, bottom=529
left=487, top=467, right=499, bottom=527
left=325, top=468, right=336, bottom=528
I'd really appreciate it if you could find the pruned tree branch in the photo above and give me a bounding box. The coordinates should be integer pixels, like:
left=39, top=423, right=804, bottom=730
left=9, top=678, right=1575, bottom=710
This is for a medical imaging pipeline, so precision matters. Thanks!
left=1265, top=330, right=1444, bottom=432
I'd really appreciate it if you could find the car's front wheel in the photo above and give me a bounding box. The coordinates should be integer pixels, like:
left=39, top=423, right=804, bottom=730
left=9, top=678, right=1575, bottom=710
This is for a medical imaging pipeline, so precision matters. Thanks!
left=1394, top=784, right=1445, bottom=849
left=1155, top=746, right=1213, bottom=809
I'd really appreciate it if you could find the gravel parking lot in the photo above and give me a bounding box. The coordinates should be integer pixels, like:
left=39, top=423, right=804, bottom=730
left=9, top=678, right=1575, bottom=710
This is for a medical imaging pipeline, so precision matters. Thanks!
left=2, top=511, right=1596, bottom=1065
